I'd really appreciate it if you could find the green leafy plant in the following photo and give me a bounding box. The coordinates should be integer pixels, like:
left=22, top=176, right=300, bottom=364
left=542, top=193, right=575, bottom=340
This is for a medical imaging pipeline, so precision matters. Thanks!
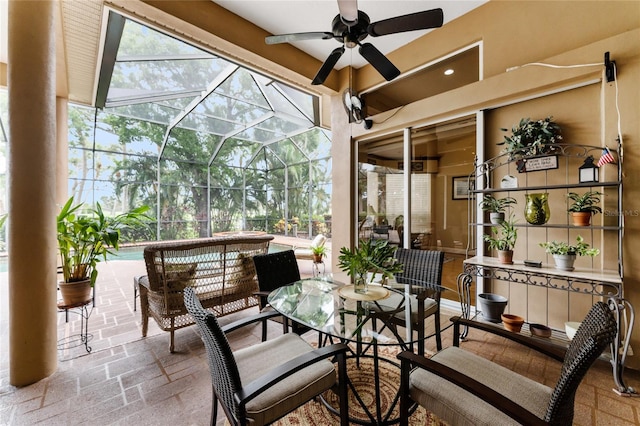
left=567, top=191, right=603, bottom=214
left=337, top=239, right=403, bottom=284
left=539, top=235, right=600, bottom=256
left=499, top=116, right=562, bottom=157
left=57, top=197, right=151, bottom=285
left=478, top=194, right=517, bottom=213
left=311, top=242, right=327, bottom=257
left=483, top=216, right=518, bottom=251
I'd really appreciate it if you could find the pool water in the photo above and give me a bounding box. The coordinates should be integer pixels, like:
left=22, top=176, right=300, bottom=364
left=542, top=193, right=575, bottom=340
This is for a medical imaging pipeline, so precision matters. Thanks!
left=0, top=242, right=293, bottom=273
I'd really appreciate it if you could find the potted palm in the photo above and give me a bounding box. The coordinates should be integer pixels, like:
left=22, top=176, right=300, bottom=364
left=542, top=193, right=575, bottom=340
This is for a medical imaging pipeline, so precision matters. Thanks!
left=567, top=191, right=603, bottom=226
left=483, top=216, right=518, bottom=264
left=479, top=194, right=517, bottom=224
left=337, top=239, right=403, bottom=294
left=539, top=235, right=600, bottom=271
left=57, top=196, right=150, bottom=305
left=311, top=242, right=327, bottom=263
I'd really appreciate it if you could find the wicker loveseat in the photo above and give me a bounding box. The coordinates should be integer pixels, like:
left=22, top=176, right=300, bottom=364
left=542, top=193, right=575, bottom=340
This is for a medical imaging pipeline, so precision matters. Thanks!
left=137, top=234, right=273, bottom=352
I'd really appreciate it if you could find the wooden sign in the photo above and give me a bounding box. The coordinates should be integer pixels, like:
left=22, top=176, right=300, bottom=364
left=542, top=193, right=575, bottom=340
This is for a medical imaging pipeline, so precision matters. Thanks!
left=516, top=155, right=558, bottom=173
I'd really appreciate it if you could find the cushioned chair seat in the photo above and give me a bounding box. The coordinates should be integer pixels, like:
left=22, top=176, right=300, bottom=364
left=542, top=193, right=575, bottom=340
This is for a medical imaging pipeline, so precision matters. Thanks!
left=410, top=346, right=552, bottom=426
left=235, top=333, right=336, bottom=424
left=372, top=291, right=438, bottom=323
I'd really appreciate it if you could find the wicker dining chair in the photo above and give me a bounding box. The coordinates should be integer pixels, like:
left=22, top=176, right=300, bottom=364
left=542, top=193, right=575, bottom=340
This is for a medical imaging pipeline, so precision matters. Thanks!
left=371, top=248, right=445, bottom=353
left=252, top=250, right=306, bottom=341
left=397, top=301, right=617, bottom=426
left=183, top=287, right=349, bottom=426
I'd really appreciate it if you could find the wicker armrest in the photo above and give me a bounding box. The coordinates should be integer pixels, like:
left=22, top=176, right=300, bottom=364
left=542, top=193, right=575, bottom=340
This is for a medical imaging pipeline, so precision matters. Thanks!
left=397, top=350, right=547, bottom=426
left=451, top=316, right=566, bottom=362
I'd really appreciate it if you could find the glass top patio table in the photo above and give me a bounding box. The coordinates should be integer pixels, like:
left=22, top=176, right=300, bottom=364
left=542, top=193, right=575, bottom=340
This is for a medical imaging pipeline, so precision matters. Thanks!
left=267, top=277, right=444, bottom=347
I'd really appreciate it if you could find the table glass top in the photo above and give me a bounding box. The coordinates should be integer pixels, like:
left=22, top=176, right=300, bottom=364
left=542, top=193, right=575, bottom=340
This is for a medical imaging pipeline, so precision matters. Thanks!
left=267, top=277, right=432, bottom=346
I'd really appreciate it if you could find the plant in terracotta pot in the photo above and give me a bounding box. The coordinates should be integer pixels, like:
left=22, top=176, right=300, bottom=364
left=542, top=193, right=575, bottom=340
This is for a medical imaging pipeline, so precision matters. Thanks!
left=311, top=242, right=327, bottom=263
left=539, top=235, right=600, bottom=271
left=478, top=194, right=517, bottom=224
left=57, top=196, right=151, bottom=305
left=499, top=116, right=562, bottom=158
left=567, top=191, right=602, bottom=226
left=483, top=216, right=518, bottom=264
left=337, top=239, right=403, bottom=294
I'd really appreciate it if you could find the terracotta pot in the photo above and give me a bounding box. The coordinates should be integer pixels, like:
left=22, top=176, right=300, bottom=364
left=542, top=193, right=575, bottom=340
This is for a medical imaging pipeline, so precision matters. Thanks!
left=530, top=323, right=552, bottom=338
left=501, top=313, right=524, bottom=333
left=59, top=279, right=92, bottom=306
left=571, top=211, right=592, bottom=226
left=497, top=249, right=513, bottom=265
left=312, top=254, right=323, bottom=263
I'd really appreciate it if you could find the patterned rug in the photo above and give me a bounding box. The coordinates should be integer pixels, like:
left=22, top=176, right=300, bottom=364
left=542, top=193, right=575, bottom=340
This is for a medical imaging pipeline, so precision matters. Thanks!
left=265, top=345, right=446, bottom=425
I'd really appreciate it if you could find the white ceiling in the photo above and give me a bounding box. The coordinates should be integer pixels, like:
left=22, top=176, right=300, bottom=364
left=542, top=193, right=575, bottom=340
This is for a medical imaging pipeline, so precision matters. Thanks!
left=214, top=0, right=487, bottom=70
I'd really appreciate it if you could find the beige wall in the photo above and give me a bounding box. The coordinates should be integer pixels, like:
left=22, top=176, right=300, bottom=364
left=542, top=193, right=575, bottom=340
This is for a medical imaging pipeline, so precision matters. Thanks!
left=344, top=1, right=639, bottom=367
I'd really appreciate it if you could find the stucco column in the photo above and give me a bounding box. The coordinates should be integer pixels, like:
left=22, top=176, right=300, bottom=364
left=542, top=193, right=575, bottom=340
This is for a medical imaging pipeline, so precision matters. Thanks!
left=329, top=90, right=353, bottom=283
left=8, top=0, right=58, bottom=385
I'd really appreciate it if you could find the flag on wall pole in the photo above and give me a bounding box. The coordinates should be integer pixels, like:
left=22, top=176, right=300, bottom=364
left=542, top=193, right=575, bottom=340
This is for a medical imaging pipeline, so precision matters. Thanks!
left=597, top=147, right=616, bottom=167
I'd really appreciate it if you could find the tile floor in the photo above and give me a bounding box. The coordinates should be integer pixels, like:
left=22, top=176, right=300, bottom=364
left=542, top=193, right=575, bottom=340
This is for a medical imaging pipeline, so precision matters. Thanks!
left=1, top=245, right=640, bottom=425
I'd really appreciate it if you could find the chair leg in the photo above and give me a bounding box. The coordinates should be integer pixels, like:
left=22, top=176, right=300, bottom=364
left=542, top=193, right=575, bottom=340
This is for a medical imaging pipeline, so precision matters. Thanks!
left=337, top=351, right=349, bottom=426
left=170, top=319, right=175, bottom=353
left=435, top=311, right=442, bottom=351
left=261, top=319, right=268, bottom=342
left=133, top=277, right=138, bottom=312
left=399, top=357, right=411, bottom=426
left=211, top=391, right=218, bottom=426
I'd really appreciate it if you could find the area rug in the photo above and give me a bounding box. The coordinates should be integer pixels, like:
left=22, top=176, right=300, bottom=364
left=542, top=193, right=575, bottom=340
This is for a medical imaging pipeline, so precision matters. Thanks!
left=229, top=345, right=447, bottom=425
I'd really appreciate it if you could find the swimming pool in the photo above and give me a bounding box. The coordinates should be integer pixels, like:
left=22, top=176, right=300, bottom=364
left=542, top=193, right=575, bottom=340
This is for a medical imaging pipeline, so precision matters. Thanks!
left=105, top=241, right=292, bottom=261
left=0, top=241, right=293, bottom=273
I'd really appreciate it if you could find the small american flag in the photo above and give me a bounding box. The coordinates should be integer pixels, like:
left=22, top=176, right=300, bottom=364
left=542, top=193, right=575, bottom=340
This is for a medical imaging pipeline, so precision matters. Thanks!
left=597, top=147, right=616, bottom=167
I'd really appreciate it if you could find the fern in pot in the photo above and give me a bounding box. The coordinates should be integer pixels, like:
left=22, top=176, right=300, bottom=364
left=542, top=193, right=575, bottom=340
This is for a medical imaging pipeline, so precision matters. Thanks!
left=483, top=216, right=518, bottom=264
left=57, top=196, right=150, bottom=305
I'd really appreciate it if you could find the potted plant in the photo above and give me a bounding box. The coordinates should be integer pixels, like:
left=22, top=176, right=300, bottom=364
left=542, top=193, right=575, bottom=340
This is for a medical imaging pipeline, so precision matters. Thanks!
left=311, top=242, right=327, bottom=263
left=539, top=235, right=600, bottom=271
left=498, top=116, right=562, bottom=158
left=478, top=194, right=517, bottom=224
left=337, top=239, right=403, bottom=294
left=567, top=191, right=603, bottom=226
left=483, top=216, right=518, bottom=264
left=57, top=196, right=150, bottom=305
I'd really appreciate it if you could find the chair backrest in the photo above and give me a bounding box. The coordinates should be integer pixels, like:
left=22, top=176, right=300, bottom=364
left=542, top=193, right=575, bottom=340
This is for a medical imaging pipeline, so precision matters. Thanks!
left=310, top=234, right=326, bottom=249
left=253, top=250, right=301, bottom=293
left=545, top=301, right=617, bottom=424
left=394, top=248, right=445, bottom=289
left=183, top=286, right=243, bottom=423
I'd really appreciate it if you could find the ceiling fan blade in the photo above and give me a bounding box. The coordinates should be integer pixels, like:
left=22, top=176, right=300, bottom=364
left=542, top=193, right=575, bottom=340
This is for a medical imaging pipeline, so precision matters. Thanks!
left=265, top=32, right=334, bottom=45
left=367, top=8, right=444, bottom=37
left=337, top=0, right=358, bottom=23
left=359, top=43, right=400, bottom=81
left=312, top=46, right=345, bottom=85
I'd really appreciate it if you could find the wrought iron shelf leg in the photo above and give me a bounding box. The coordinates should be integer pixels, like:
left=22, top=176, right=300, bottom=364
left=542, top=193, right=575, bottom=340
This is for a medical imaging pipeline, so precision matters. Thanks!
left=456, top=272, right=473, bottom=340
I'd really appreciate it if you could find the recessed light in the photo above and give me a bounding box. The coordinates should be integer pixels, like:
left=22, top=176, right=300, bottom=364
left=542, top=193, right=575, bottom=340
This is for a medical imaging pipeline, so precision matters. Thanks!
left=444, top=69, right=455, bottom=76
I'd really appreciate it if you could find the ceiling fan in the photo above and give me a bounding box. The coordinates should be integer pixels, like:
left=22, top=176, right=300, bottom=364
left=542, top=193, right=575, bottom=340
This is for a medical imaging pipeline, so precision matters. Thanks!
left=265, top=0, right=444, bottom=85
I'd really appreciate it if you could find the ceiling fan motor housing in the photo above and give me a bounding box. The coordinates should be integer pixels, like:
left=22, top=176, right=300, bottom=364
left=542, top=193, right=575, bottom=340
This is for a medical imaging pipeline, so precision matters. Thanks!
left=331, top=11, right=371, bottom=48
